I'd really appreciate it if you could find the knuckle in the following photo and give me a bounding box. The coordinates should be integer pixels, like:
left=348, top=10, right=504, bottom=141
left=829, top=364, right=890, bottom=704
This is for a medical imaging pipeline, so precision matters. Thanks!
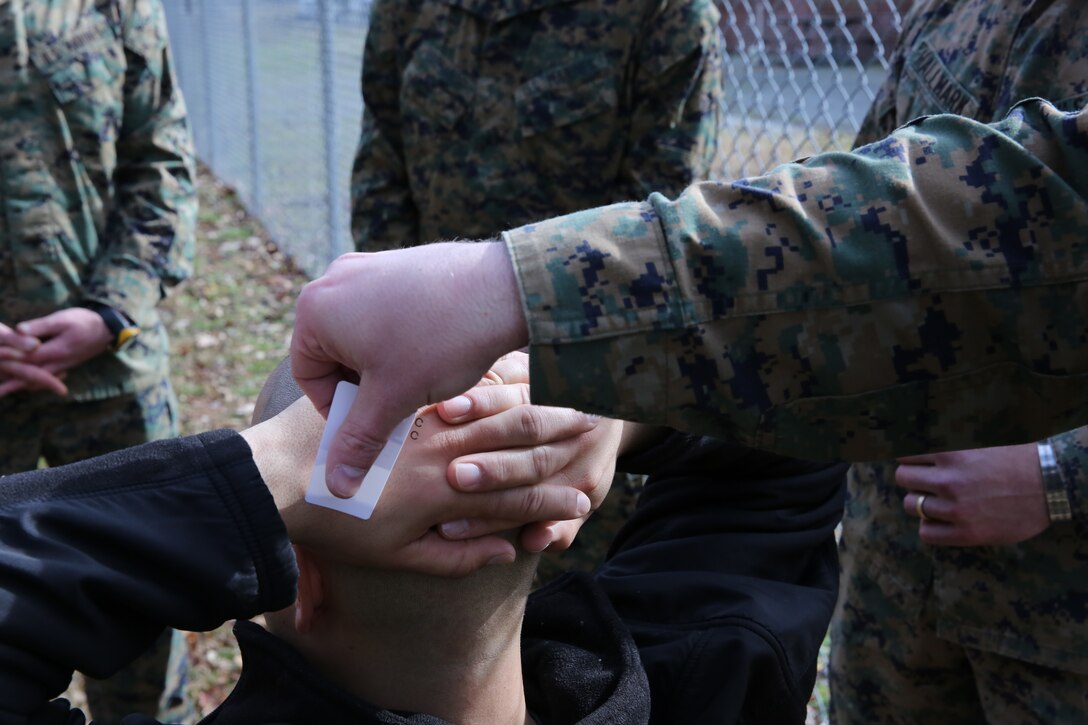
left=335, top=423, right=384, bottom=457
left=518, top=407, right=544, bottom=441
left=929, top=477, right=950, bottom=496
left=475, top=386, right=502, bottom=413
left=530, top=445, right=553, bottom=480
left=518, top=486, right=548, bottom=519
left=485, top=453, right=512, bottom=484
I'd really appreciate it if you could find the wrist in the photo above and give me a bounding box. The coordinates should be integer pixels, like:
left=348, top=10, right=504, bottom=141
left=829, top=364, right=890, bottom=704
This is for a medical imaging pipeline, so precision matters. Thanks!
left=78, top=302, right=140, bottom=352
left=477, top=241, right=530, bottom=353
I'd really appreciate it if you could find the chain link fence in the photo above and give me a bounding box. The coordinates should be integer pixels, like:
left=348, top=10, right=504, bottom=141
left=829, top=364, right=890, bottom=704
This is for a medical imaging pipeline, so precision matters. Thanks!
left=164, top=0, right=909, bottom=277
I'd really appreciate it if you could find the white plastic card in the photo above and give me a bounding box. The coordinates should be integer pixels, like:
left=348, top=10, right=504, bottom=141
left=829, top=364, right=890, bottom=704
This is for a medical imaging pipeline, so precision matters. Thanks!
left=305, top=380, right=414, bottom=519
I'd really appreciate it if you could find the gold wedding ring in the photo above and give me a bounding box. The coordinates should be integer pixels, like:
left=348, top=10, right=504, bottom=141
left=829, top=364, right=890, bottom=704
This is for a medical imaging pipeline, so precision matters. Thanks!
left=915, top=493, right=930, bottom=522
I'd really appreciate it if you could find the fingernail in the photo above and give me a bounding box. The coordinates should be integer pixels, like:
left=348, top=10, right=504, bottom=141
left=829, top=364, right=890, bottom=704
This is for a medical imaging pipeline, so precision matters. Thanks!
left=575, top=492, right=591, bottom=516
left=443, top=395, right=472, bottom=419
left=486, top=553, right=514, bottom=566
left=440, top=520, right=469, bottom=538
left=17, top=338, right=37, bottom=352
left=454, top=462, right=482, bottom=489
left=329, top=464, right=366, bottom=498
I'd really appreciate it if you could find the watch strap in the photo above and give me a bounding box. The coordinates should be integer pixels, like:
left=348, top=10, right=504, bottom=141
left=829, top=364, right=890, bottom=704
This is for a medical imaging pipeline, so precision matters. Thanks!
left=1038, top=439, right=1073, bottom=523
left=79, top=302, right=140, bottom=352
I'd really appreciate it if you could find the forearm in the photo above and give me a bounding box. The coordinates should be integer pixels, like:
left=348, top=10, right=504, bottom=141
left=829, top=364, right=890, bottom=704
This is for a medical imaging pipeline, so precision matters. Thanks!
left=0, top=431, right=295, bottom=717
left=507, top=99, right=1088, bottom=460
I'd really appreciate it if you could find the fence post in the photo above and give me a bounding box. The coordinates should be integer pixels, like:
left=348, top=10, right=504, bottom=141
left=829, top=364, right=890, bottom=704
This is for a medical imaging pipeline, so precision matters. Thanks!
left=241, top=0, right=263, bottom=214
left=197, top=0, right=216, bottom=169
left=319, top=0, right=345, bottom=263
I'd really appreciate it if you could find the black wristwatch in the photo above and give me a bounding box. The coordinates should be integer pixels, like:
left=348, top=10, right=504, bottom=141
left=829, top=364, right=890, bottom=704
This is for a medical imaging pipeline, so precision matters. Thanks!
left=80, top=302, right=141, bottom=352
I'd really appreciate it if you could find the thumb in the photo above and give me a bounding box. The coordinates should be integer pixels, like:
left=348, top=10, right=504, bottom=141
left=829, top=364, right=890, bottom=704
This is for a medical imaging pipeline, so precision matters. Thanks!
left=324, top=390, right=404, bottom=498
left=17, top=312, right=63, bottom=339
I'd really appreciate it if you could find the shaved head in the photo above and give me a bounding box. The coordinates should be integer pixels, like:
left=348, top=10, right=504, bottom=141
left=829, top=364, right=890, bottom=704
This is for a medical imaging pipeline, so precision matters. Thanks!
left=253, top=357, right=305, bottom=425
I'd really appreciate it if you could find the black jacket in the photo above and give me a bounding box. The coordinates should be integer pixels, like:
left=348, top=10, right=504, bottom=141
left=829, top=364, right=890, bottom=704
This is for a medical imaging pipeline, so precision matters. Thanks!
left=0, top=430, right=844, bottom=724
left=610, top=434, right=846, bottom=724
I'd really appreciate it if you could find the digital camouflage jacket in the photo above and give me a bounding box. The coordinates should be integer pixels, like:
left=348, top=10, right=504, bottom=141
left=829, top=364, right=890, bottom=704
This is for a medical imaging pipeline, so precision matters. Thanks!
left=504, top=29, right=1088, bottom=463
left=351, top=0, right=723, bottom=250
left=0, top=0, right=196, bottom=400
left=843, top=0, right=1088, bottom=676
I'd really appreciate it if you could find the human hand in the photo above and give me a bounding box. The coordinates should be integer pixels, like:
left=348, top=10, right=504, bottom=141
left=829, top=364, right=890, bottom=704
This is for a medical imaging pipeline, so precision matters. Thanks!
left=896, top=443, right=1050, bottom=546
left=0, top=359, right=68, bottom=397
left=435, top=353, right=623, bottom=553
left=243, top=395, right=590, bottom=577
left=0, top=322, right=68, bottom=396
left=291, top=242, right=529, bottom=499
left=17, top=307, right=112, bottom=374
left=0, top=320, right=41, bottom=359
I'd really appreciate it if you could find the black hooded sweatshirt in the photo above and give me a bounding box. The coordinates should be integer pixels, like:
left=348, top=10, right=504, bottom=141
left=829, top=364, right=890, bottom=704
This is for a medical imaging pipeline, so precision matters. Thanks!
left=0, top=429, right=844, bottom=725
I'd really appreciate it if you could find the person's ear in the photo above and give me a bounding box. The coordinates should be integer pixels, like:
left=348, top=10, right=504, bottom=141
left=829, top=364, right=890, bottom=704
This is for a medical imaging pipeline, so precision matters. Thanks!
left=293, top=545, right=325, bottom=635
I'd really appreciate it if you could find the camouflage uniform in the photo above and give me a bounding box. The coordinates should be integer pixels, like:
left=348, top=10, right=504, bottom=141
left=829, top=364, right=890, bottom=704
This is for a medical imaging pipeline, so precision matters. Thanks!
left=0, top=0, right=195, bottom=720
left=351, top=0, right=723, bottom=249
left=501, top=78, right=1088, bottom=463
left=829, top=3, right=1088, bottom=722
left=350, top=0, right=723, bottom=582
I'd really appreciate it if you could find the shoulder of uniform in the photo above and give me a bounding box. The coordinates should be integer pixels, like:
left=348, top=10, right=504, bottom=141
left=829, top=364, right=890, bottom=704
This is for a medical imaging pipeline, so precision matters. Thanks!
left=115, top=0, right=168, bottom=54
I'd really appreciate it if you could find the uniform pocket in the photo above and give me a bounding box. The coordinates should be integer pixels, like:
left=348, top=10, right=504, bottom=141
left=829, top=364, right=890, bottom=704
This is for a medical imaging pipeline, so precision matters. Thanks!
left=515, top=53, right=619, bottom=138
left=30, top=9, right=125, bottom=106
left=401, top=43, right=474, bottom=130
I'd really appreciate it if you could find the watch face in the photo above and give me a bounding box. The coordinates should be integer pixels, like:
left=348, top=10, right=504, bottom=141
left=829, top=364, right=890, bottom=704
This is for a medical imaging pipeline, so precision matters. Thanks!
left=115, top=326, right=140, bottom=351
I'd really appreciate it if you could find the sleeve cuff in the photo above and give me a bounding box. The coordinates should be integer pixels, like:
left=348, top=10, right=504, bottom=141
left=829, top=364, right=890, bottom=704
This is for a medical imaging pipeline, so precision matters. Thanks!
left=196, top=430, right=298, bottom=614
left=502, top=200, right=682, bottom=344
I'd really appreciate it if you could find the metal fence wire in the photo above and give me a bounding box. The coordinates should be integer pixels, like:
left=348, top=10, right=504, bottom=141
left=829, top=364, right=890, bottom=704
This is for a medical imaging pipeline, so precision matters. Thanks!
left=164, top=0, right=911, bottom=278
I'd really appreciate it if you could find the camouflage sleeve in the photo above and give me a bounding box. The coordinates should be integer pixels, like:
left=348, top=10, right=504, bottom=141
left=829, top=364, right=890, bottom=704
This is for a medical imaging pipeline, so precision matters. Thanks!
left=504, top=99, right=1088, bottom=461
left=86, top=0, right=196, bottom=320
left=614, top=0, right=723, bottom=200
left=350, top=0, right=419, bottom=251
left=1045, top=426, right=1088, bottom=523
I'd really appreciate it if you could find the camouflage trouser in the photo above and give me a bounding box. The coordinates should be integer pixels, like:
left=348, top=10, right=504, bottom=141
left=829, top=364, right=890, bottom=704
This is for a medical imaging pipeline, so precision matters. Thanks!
left=0, top=381, right=194, bottom=723
left=534, top=472, right=645, bottom=587
left=829, top=558, right=1088, bottom=724
left=0, top=380, right=176, bottom=471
